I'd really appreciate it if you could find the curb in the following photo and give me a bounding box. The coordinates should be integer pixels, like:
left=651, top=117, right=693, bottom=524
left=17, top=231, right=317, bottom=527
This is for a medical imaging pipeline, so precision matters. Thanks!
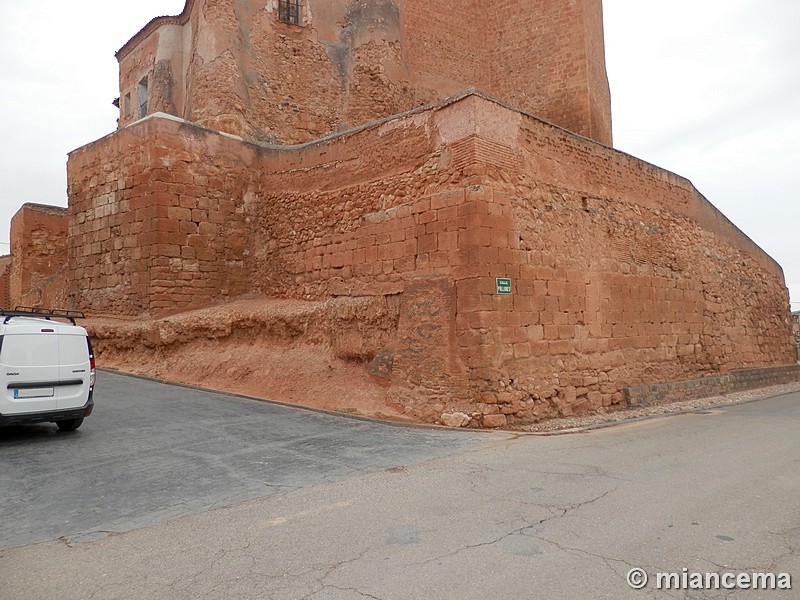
left=97, top=368, right=799, bottom=437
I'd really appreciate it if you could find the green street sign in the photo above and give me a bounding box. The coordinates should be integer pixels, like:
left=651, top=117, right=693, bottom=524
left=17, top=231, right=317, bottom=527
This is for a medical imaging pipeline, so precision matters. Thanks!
left=496, top=278, right=512, bottom=295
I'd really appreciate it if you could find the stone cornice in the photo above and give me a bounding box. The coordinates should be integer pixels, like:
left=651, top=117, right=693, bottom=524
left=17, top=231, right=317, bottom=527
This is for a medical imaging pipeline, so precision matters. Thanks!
left=115, top=0, right=194, bottom=62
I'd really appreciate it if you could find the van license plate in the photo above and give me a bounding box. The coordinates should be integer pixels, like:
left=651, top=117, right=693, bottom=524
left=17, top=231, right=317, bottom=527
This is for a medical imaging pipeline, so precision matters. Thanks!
left=14, top=388, right=55, bottom=399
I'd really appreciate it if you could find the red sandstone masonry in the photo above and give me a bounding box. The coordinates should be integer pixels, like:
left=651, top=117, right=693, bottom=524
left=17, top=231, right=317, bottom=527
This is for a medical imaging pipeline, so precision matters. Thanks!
left=0, top=256, right=11, bottom=308
left=3, top=0, right=786, bottom=426
left=61, top=92, right=795, bottom=425
left=487, top=0, right=611, bottom=144
left=9, top=204, right=69, bottom=308
left=67, top=119, right=255, bottom=315
left=115, top=0, right=611, bottom=146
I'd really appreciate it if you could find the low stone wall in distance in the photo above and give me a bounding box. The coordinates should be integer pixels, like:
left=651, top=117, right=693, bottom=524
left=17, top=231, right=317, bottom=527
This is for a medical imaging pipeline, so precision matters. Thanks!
left=624, top=365, right=800, bottom=406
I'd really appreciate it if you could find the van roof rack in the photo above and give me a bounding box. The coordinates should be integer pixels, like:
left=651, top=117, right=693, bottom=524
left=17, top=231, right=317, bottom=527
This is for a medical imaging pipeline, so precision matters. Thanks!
left=0, top=306, right=86, bottom=325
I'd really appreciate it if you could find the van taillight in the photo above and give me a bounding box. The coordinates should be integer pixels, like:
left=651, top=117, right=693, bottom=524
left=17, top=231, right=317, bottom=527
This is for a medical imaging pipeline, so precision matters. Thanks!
left=86, top=336, right=96, bottom=388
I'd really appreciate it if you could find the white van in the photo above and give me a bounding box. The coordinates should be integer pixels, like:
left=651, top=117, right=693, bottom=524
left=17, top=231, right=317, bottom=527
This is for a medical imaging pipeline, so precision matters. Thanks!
left=0, top=307, right=95, bottom=431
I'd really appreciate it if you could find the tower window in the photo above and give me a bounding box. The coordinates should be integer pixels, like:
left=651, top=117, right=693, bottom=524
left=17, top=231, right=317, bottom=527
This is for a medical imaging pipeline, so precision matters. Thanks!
left=138, top=78, right=148, bottom=118
left=278, top=0, right=301, bottom=25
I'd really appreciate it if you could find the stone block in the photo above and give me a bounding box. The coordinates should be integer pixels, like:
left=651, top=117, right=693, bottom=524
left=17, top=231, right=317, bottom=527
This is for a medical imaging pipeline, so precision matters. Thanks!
left=482, top=414, right=508, bottom=428
left=440, top=412, right=471, bottom=428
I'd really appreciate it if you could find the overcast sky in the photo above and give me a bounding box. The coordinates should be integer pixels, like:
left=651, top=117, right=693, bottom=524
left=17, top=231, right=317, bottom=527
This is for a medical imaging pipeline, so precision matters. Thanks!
left=0, top=0, right=797, bottom=307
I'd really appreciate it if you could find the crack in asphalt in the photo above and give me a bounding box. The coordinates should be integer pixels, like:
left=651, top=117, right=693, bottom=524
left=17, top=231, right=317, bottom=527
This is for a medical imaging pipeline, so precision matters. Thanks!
left=319, top=585, right=384, bottom=600
left=413, top=488, right=617, bottom=566
left=547, top=488, right=615, bottom=515
left=291, top=548, right=374, bottom=600
left=766, top=526, right=800, bottom=571
left=533, top=532, right=643, bottom=582
left=58, top=530, right=114, bottom=547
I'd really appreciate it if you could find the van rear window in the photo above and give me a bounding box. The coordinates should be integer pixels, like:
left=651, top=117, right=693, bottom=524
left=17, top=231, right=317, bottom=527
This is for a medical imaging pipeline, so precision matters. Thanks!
left=60, top=334, right=91, bottom=367
left=0, top=334, right=60, bottom=367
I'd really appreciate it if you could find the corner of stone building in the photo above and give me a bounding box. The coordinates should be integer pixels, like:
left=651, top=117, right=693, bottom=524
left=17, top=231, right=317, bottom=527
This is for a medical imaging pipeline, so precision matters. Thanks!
left=0, top=256, right=12, bottom=309
left=583, top=0, right=613, bottom=146
left=67, top=114, right=259, bottom=317
left=8, top=203, right=70, bottom=309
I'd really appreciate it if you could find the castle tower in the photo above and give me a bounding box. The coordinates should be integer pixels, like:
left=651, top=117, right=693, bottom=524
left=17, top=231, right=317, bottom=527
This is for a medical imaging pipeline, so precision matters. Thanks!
left=116, top=0, right=612, bottom=145
left=400, top=0, right=612, bottom=144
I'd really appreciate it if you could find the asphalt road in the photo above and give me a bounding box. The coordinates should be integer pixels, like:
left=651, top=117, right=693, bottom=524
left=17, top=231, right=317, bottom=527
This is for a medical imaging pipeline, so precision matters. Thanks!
left=1, top=375, right=798, bottom=599
left=0, top=370, right=498, bottom=550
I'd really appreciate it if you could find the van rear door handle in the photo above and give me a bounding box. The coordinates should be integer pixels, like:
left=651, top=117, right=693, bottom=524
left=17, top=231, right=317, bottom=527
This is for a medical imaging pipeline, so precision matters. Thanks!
left=7, top=379, right=84, bottom=389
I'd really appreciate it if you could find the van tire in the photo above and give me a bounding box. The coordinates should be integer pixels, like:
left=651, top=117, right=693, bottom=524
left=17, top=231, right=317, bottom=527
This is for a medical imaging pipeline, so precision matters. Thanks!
left=56, top=418, right=84, bottom=432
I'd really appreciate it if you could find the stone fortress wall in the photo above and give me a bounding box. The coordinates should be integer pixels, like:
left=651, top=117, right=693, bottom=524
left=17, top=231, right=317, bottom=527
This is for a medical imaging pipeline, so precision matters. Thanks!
left=8, top=204, right=69, bottom=309
left=52, top=91, right=800, bottom=425
left=4, top=0, right=796, bottom=426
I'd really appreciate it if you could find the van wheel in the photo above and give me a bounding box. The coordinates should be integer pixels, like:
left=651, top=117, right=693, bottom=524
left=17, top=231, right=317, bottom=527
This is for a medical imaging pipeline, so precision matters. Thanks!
left=56, top=418, right=84, bottom=432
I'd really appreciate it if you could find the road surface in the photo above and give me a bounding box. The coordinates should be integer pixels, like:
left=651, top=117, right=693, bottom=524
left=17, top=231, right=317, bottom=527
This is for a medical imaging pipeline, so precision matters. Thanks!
left=1, top=372, right=798, bottom=599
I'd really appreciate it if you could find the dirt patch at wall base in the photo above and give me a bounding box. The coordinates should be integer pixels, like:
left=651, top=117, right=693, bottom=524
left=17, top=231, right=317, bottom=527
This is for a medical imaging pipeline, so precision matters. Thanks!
left=86, top=298, right=421, bottom=422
